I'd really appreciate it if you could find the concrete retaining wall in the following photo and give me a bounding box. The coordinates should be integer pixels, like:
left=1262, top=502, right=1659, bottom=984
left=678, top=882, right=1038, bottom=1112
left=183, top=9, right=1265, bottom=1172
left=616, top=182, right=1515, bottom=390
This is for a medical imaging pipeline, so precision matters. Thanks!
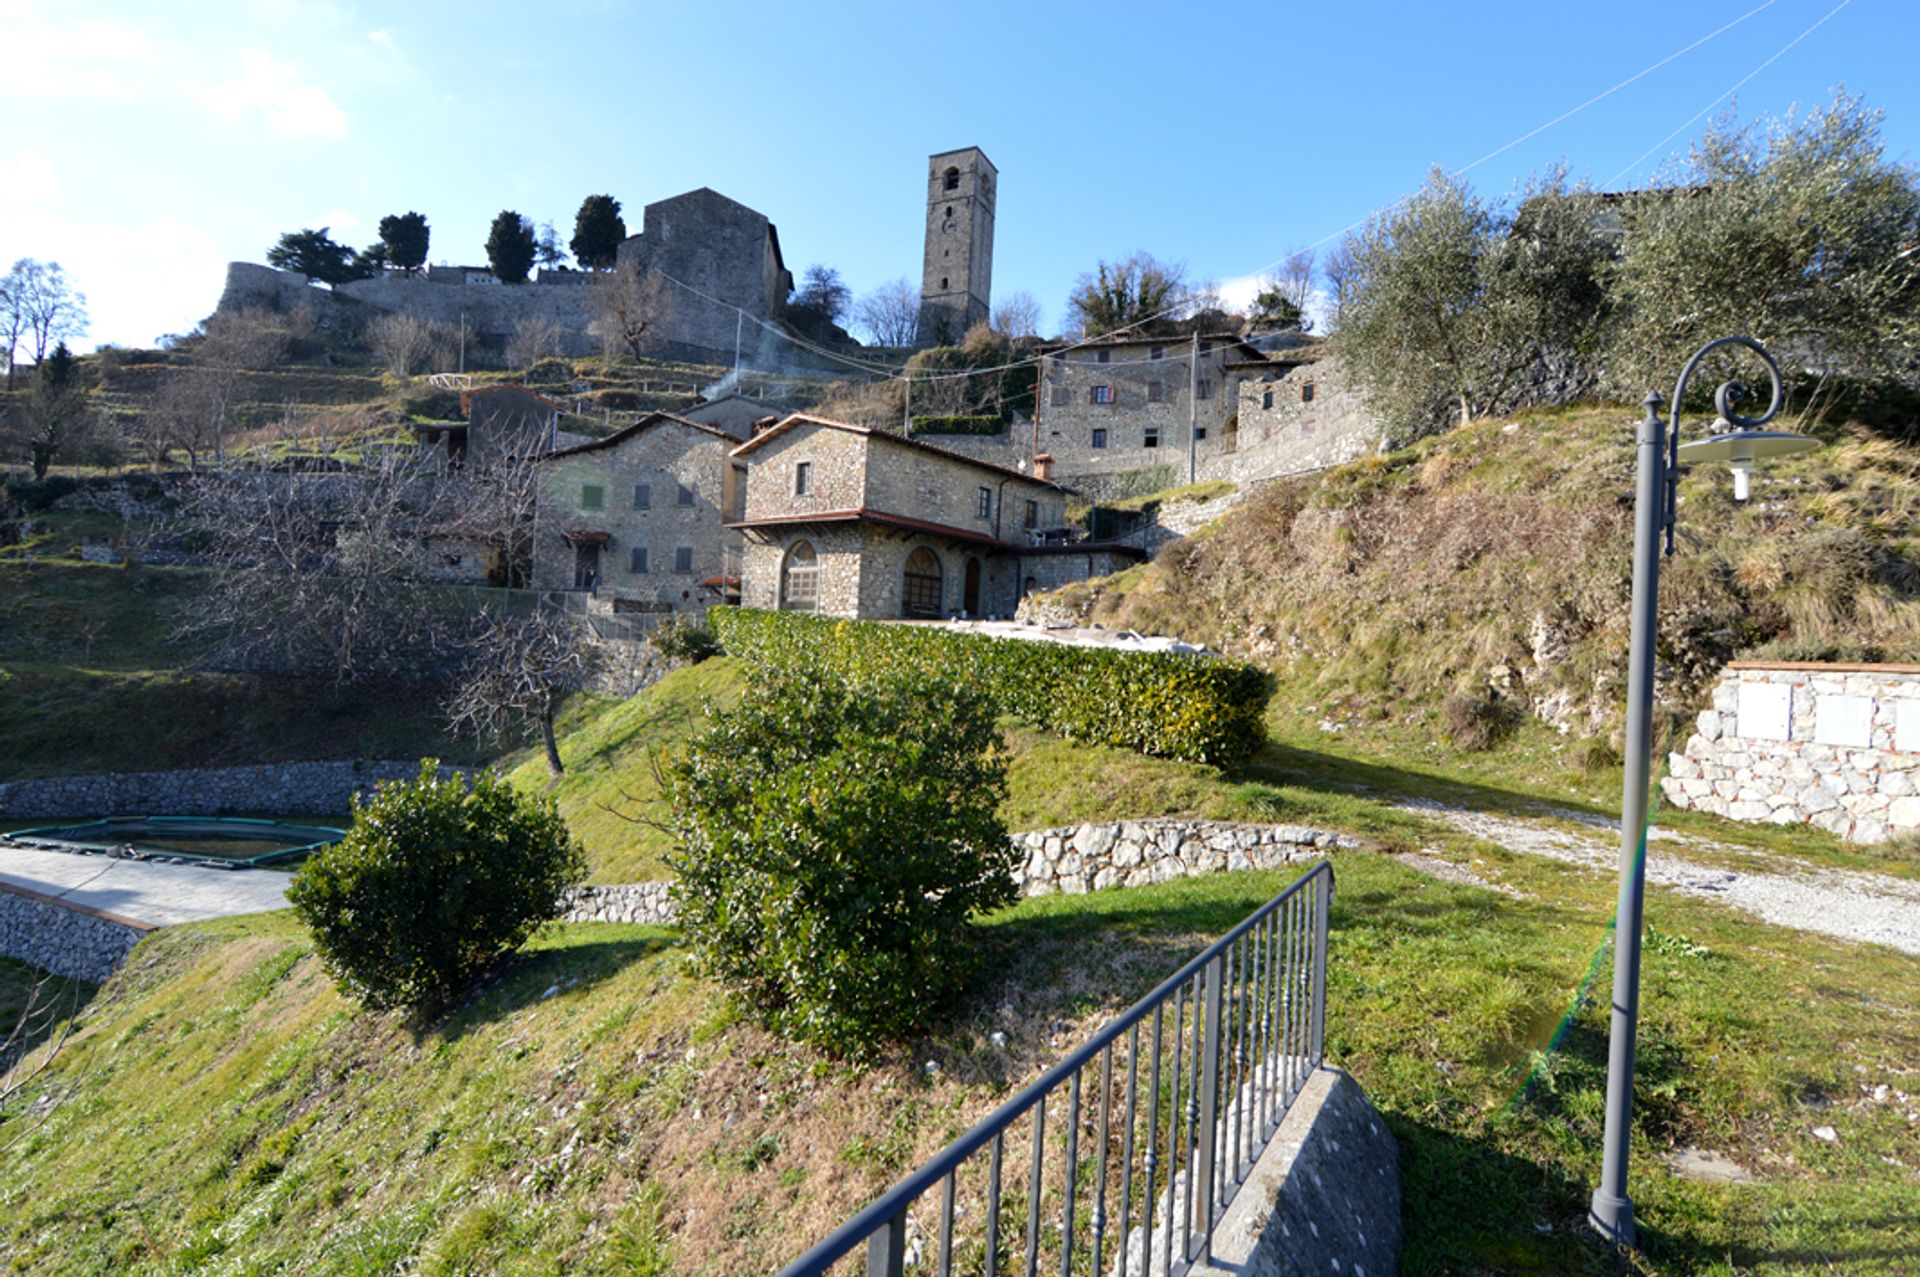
left=0, top=760, right=469, bottom=820
left=1662, top=662, right=1920, bottom=843
left=0, top=882, right=153, bottom=983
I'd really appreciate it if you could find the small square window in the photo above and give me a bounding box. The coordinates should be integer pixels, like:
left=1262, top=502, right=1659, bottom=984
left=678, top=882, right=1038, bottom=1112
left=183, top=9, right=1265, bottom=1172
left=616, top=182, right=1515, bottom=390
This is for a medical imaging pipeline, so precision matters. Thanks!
left=1196, top=379, right=1212, bottom=402
left=676, top=482, right=694, bottom=507
left=1146, top=380, right=1164, bottom=403
left=674, top=546, right=694, bottom=574
left=580, top=483, right=604, bottom=510
left=1261, top=389, right=1274, bottom=410
left=631, top=483, right=651, bottom=509
left=1143, top=427, right=1160, bottom=449
left=1089, top=385, right=1113, bottom=405
left=1199, top=340, right=1213, bottom=354
left=794, top=461, right=811, bottom=496
left=1023, top=499, right=1037, bottom=529
left=1302, top=382, right=1316, bottom=403
left=629, top=546, right=649, bottom=574
left=1150, top=345, right=1164, bottom=360
left=977, top=487, right=992, bottom=519
left=1097, top=349, right=1111, bottom=364
left=1051, top=385, right=1069, bottom=407
left=1091, top=428, right=1108, bottom=449
left=1195, top=427, right=1207, bottom=440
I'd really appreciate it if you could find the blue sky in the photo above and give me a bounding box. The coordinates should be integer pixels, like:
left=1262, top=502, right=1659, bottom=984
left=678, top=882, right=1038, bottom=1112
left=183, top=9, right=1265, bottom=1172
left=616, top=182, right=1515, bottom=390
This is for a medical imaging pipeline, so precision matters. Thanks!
left=4, top=0, right=1915, bottom=351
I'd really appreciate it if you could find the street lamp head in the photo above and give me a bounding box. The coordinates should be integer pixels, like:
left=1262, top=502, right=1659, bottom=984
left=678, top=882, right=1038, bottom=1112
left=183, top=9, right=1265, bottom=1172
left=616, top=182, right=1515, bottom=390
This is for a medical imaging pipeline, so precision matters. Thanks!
left=1666, top=337, right=1818, bottom=503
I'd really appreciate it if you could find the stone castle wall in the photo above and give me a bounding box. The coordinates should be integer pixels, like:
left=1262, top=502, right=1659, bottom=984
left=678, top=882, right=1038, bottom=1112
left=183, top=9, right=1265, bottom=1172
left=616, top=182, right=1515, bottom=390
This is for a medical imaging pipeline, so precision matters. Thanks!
left=1662, top=662, right=1920, bottom=843
left=0, top=760, right=468, bottom=820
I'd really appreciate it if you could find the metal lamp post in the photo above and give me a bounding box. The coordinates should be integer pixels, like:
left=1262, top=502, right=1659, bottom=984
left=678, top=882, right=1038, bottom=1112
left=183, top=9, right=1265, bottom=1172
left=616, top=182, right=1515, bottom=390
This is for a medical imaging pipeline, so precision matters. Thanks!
left=1589, top=335, right=1818, bottom=1248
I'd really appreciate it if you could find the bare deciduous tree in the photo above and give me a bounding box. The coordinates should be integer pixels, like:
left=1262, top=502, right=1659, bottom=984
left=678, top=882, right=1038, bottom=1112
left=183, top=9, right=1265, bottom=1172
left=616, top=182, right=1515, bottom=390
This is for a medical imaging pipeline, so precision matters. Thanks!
left=589, top=265, right=673, bottom=363
left=370, top=312, right=447, bottom=384
left=444, top=609, right=601, bottom=778
left=990, top=290, right=1042, bottom=338
left=854, top=278, right=921, bottom=347
left=506, top=315, right=565, bottom=370
left=0, top=259, right=88, bottom=388
left=1, top=967, right=87, bottom=1154
left=1277, top=249, right=1316, bottom=311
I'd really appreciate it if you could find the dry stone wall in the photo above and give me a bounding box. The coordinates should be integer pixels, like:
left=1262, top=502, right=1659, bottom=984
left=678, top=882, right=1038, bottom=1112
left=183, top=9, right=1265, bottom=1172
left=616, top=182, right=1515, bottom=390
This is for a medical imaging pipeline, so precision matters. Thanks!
left=0, top=883, right=151, bottom=983
left=559, top=820, right=1354, bottom=923
left=0, top=761, right=469, bottom=820
left=1662, top=662, right=1920, bottom=843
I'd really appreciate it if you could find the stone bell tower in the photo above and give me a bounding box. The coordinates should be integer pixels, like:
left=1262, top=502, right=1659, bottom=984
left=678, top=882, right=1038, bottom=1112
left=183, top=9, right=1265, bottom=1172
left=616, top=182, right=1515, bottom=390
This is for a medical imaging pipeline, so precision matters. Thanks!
left=917, top=147, right=996, bottom=346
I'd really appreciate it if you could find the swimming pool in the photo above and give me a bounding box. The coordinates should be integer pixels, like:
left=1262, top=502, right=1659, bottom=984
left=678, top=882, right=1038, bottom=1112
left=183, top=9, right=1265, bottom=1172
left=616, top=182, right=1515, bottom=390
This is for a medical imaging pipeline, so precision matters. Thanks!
left=3, top=816, right=345, bottom=868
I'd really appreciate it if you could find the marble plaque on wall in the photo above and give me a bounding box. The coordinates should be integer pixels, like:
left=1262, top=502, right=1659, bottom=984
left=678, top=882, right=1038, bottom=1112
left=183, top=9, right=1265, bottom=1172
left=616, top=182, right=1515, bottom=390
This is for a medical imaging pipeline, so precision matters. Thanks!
left=1814, top=694, right=1874, bottom=748
left=1736, top=682, right=1793, bottom=741
left=1897, top=699, right=1920, bottom=754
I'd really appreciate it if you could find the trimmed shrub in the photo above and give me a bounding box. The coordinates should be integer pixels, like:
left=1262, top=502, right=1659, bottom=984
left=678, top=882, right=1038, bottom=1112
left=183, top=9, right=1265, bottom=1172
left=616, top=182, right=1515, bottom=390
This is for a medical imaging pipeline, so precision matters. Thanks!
left=708, top=607, right=1270, bottom=765
left=651, top=614, right=719, bottom=664
left=287, top=762, right=585, bottom=1012
left=909, top=414, right=1005, bottom=437
left=667, top=669, right=1015, bottom=1055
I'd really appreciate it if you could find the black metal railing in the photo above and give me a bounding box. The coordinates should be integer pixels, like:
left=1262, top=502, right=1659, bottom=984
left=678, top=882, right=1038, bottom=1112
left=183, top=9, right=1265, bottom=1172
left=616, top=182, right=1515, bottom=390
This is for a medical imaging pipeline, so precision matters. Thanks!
left=778, top=860, right=1334, bottom=1277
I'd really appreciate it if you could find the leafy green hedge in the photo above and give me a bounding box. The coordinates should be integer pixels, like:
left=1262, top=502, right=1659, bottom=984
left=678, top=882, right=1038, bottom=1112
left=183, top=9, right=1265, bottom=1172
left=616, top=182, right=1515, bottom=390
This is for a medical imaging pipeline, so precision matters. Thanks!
left=909, top=415, right=1006, bottom=437
left=707, top=607, right=1270, bottom=765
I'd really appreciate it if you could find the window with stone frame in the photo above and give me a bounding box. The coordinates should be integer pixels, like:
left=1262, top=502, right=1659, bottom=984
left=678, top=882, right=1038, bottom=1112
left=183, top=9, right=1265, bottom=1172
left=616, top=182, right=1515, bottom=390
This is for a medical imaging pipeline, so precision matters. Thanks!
left=781, top=541, right=819, bottom=611
left=1051, top=385, right=1069, bottom=407
left=1023, top=498, right=1038, bottom=530
left=1146, top=380, right=1164, bottom=403
left=1143, top=427, right=1161, bottom=449
left=977, top=487, right=992, bottom=519
left=580, top=483, right=605, bottom=510
left=629, top=546, right=649, bottom=574
left=676, top=482, right=695, bottom=507
left=902, top=547, right=943, bottom=618
left=794, top=461, right=811, bottom=496
left=1091, top=427, right=1108, bottom=449
left=1089, top=385, right=1113, bottom=405
left=632, top=483, right=651, bottom=509
left=1097, top=349, right=1110, bottom=364
left=1196, top=379, right=1212, bottom=401
left=674, top=546, right=694, bottom=573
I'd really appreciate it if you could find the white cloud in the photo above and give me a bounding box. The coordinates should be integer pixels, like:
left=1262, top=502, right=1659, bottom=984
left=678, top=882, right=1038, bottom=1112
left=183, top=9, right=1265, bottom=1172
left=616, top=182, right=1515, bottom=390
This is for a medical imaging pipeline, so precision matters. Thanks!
left=1218, top=272, right=1335, bottom=332
left=367, top=27, right=396, bottom=48
left=199, top=48, right=349, bottom=140
left=0, top=4, right=148, bottom=101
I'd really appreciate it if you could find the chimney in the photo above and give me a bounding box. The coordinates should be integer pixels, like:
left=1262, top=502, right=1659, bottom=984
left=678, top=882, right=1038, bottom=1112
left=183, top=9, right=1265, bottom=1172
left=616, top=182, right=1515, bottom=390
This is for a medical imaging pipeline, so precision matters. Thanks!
left=751, top=416, right=778, bottom=436
left=1032, top=453, right=1055, bottom=482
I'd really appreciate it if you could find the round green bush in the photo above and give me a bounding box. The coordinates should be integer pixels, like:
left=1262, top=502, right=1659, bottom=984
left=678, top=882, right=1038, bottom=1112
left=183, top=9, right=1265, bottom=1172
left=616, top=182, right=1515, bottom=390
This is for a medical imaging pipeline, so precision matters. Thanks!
left=288, top=762, right=585, bottom=1012
left=667, top=669, right=1016, bottom=1056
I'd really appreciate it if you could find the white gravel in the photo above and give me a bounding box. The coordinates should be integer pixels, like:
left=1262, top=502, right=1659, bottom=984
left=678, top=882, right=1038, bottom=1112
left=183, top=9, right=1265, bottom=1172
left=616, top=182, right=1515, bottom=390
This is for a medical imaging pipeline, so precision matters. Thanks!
left=1398, top=799, right=1920, bottom=957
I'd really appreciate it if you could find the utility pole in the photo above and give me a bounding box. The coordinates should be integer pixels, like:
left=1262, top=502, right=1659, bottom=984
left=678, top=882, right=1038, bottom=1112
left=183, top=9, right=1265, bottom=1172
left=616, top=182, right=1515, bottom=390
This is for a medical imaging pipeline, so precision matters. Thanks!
left=1187, top=331, right=1200, bottom=484
left=903, top=370, right=912, bottom=432
left=733, top=311, right=744, bottom=389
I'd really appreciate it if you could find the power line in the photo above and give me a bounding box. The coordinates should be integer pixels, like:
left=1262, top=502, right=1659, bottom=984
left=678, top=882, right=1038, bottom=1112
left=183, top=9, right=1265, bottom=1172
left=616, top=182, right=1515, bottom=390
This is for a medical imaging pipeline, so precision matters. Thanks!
left=1602, top=0, right=1854, bottom=191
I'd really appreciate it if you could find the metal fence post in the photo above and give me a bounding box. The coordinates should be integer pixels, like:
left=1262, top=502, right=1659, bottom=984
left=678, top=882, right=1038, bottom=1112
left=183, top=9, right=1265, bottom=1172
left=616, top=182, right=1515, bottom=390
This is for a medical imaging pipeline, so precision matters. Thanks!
left=866, top=1209, right=906, bottom=1277
left=1196, top=951, right=1224, bottom=1262
left=1310, top=872, right=1330, bottom=1064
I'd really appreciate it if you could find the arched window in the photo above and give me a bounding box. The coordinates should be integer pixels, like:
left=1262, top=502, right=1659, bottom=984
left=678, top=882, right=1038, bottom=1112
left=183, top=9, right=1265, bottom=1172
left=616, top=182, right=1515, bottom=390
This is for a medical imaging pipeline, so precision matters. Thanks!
left=943, top=166, right=960, bottom=191
left=781, top=540, right=819, bottom=612
left=901, top=547, right=943, bottom=618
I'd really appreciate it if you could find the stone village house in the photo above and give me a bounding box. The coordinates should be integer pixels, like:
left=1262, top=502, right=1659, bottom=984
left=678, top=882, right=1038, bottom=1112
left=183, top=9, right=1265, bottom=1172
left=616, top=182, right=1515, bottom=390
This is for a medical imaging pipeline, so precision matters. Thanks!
left=726, top=415, right=1140, bottom=620
left=532, top=412, right=746, bottom=610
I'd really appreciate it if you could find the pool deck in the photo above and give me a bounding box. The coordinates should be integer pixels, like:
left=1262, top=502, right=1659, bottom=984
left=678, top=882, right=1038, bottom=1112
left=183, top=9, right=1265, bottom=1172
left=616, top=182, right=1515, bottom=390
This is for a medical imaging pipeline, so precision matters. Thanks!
left=0, top=845, right=292, bottom=926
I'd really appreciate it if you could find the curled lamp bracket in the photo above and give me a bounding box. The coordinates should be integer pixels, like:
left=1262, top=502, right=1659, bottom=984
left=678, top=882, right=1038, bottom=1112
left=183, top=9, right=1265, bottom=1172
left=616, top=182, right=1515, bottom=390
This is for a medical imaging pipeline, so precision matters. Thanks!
left=1660, top=335, right=1784, bottom=554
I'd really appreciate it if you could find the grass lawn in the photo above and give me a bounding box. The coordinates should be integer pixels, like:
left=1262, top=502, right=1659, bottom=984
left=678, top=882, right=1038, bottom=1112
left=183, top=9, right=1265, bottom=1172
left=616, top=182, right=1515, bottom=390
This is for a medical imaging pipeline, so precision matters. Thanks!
left=1, top=851, right=1913, bottom=1274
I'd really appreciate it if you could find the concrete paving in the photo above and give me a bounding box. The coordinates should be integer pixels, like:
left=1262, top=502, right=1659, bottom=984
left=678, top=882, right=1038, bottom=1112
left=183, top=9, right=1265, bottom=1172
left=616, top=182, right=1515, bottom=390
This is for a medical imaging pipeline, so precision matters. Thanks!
left=0, top=844, right=292, bottom=926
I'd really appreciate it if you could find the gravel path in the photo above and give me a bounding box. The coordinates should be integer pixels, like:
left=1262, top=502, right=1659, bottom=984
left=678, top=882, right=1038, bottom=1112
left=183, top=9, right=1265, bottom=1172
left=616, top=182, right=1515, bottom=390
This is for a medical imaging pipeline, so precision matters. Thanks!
left=1398, top=799, right=1920, bottom=957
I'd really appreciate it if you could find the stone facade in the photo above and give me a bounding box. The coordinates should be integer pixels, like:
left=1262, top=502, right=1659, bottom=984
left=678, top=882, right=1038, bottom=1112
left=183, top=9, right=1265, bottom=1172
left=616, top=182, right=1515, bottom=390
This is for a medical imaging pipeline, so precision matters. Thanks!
left=532, top=412, right=744, bottom=607
left=0, top=882, right=152, bottom=983
left=616, top=187, right=793, bottom=363
left=1661, top=662, right=1920, bottom=843
left=919, top=148, right=996, bottom=345
left=0, top=760, right=465, bottom=820
left=730, top=415, right=1068, bottom=620
left=1209, top=351, right=1383, bottom=485
left=553, top=820, right=1353, bottom=924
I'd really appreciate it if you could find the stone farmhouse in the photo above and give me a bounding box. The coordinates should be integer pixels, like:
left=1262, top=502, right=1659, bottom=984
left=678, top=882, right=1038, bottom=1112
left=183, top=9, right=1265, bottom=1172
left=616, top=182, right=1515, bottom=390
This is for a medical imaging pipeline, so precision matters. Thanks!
left=532, top=413, right=746, bottom=607
left=727, top=415, right=1140, bottom=620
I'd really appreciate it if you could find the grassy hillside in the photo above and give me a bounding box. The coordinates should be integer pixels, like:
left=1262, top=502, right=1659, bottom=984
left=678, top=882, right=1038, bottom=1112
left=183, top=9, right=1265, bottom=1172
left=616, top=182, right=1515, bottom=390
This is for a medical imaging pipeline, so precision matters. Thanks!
left=1050, top=404, right=1920, bottom=759
left=4, top=844, right=1916, bottom=1274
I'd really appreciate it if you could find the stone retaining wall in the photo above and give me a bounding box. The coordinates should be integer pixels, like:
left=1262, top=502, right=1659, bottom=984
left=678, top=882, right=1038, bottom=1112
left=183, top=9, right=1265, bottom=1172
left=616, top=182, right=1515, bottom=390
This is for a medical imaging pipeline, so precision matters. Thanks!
left=0, top=760, right=470, bottom=820
left=559, top=820, right=1354, bottom=924
left=0, top=883, right=153, bottom=983
left=1662, top=662, right=1920, bottom=842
